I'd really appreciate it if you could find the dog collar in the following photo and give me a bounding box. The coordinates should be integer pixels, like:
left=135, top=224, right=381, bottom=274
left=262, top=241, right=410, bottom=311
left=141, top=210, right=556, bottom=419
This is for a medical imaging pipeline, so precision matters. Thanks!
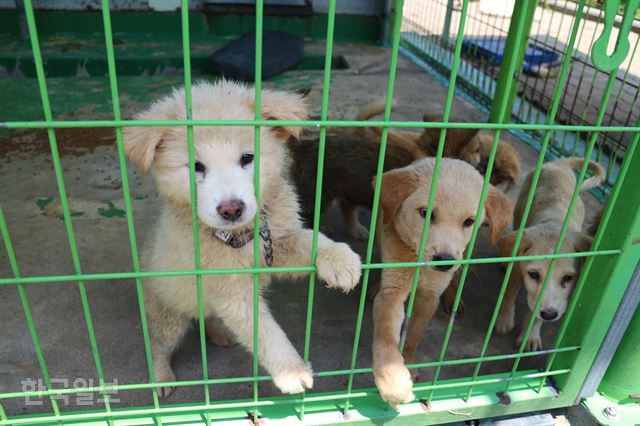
left=212, top=210, right=274, bottom=267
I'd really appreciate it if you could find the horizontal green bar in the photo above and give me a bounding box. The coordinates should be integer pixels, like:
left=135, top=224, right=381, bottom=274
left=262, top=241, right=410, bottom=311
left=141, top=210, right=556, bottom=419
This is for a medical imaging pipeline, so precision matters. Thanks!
left=2, top=119, right=640, bottom=132
left=0, top=345, right=579, bottom=400
left=0, top=249, right=620, bottom=286
left=411, top=369, right=572, bottom=392
left=0, top=370, right=569, bottom=425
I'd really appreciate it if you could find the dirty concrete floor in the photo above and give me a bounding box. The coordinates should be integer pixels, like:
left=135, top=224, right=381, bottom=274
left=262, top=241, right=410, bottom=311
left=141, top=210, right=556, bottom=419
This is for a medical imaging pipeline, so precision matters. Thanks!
left=0, top=43, right=602, bottom=419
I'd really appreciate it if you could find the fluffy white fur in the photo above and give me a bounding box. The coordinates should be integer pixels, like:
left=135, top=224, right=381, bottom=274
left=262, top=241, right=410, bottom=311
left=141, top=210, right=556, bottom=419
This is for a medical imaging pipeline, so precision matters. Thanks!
left=124, top=80, right=362, bottom=397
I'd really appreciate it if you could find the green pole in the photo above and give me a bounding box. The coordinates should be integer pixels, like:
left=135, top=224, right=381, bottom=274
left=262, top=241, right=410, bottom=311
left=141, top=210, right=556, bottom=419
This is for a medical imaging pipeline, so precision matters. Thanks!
left=599, top=306, right=640, bottom=404
left=489, top=0, right=538, bottom=122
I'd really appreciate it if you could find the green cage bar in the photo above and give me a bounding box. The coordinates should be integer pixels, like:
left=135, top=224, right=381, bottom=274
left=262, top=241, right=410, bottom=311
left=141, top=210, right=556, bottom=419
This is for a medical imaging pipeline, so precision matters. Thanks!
left=343, top=0, right=405, bottom=415
left=99, top=2, right=163, bottom=422
left=299, top=0, right=337, bottom=420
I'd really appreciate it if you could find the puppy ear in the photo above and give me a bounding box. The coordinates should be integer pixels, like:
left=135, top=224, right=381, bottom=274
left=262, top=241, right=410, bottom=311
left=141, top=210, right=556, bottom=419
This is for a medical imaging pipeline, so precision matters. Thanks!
left=372, top=168, right=419, bottom=225
left=260, top=89, right=309, bottom=141
left=497, top=230, right=532, bottom=257
left=123, top=109, right=166, bottom=174
left=574, top=232, right=594, bottom=252
left=484, top=185, right=513, bottom=245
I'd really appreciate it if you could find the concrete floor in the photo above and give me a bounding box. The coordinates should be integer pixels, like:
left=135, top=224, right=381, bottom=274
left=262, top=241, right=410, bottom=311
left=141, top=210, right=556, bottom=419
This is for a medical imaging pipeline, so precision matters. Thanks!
left=0, top=43, right=601, bottom=419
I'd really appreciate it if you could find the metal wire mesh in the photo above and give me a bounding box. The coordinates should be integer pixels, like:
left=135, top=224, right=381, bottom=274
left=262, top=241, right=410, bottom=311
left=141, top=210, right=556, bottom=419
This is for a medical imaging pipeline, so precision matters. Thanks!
left=401, top=0, right=640, bottom=195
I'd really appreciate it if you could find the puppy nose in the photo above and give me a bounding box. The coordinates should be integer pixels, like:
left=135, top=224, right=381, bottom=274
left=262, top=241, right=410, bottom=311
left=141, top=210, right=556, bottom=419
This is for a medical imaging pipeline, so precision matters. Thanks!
left=540, top=309, right=558, bottom=321
left=217, top=199, right=245, bottom=221
left=432, top=253, right=455, bottom=271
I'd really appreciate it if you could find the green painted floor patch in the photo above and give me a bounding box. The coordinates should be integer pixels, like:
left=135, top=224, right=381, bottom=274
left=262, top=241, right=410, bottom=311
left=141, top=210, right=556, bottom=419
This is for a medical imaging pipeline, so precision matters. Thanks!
left=56, top=211, right=85, bottom=221
left=36, top=197, right=85, bottom=220
left=35, top=197, right=53, bottom=208
left=0, top=39, right=369, bottom=122
left=97, top=202, right=126, bottom=218
left=0, top=75, right=184, bottom=122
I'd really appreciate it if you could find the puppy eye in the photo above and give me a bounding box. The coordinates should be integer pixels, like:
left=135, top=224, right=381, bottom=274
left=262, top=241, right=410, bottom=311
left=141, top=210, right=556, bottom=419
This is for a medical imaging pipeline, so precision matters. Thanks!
left=187, top=161, right=205, bottom=174
left=240, top=153, right=254, bottom=167
left=527, top=271, right=540, bottom=281
left=561, top=274, right=574, bottom=287
left=418, top=208, right=435, bottom=224
left=463, top=217, right=475, bottom=228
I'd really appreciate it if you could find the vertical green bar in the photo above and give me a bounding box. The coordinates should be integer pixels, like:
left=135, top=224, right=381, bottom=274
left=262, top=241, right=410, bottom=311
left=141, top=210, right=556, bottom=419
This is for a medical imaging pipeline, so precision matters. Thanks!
left=489, top=0, right=538, bottom=123
left=22, top=0, right=115, bottom=418
left=344, top=0, right=405, bottom=415
left=540, top=114, right=640, bottom=393
left=560, top=10, right=601, bottom=152
left=410, top=0, right=500, bottom=403
left=421, top=0, right=545, bottom=402
left=180, top=1, right=211, bottom=423
left=506, top=73, right=618, bottom=393
left=465, top=0, right=587, bottom=400
left=0, top=205, right=60, bottom=416
left=403, top=0, right=473, bottom=306
left=99, top=0, right=163, bottom=419
left=299, top=0, right=336, bottom=420
left=252, top=0, right=264, bottom=421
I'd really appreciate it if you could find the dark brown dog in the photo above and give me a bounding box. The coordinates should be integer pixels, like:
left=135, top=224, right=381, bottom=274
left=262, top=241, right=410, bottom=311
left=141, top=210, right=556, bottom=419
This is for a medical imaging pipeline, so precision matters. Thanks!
left=288, top=132, right=415, bottom=239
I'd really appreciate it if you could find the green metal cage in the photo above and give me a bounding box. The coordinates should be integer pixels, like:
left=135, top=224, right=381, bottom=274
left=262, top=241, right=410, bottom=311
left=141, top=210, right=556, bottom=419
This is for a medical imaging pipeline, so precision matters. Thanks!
left=1, top=0, right=639, bottom=424
left=401, top=0, right=640, bottom=199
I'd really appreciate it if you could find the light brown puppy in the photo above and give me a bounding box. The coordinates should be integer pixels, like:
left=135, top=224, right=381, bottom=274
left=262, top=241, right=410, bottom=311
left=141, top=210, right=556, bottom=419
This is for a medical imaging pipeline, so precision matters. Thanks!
left=495, top=157, right=604, bottom=351
left=372, top=158, right=512, bottom=407
left=124, top=80, right=362, bottom=397
left=363, top=109, right=521, bottom=190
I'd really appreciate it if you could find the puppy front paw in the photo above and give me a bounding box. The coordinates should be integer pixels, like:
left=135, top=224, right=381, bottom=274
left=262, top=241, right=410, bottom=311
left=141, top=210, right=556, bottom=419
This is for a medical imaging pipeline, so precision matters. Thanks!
left=272, top=363, right=314, bottom=394
left=495, top=310, right=515, bottom=335
left=516, top=331, right=543, bottom=352
left=154, top=365, right=176, bottom=399
left=316, top=242, right=362, bottom=292
left=374, top=363, right=415, bottom=410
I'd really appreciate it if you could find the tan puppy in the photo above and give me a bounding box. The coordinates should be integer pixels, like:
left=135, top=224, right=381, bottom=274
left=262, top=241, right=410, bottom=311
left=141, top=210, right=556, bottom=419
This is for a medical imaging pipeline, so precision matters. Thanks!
left=371, top=158, right=512, bottom=407
left=476, top=132, right=521, bottom=190
left=363, top=109, right=521, bottom=189
left=124, top=80, right=362, bottom=397
left=495, top=157, right=604, bottom=351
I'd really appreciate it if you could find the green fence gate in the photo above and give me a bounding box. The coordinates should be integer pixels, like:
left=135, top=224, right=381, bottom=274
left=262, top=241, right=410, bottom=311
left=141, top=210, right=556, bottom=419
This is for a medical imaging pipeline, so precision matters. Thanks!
left=1, top=0, right=639, bottom=424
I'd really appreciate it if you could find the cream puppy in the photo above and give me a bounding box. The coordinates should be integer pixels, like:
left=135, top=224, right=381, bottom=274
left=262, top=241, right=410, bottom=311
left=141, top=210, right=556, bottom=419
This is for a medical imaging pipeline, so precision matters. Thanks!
left=495, top=157, right=604, bottom=351
left=124, top=80, right=362, bottom=397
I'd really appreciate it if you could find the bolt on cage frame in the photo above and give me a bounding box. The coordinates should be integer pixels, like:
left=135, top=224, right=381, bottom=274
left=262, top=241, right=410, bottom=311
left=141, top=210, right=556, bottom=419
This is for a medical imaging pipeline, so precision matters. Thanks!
left=1, top=0, right=639, bottom=424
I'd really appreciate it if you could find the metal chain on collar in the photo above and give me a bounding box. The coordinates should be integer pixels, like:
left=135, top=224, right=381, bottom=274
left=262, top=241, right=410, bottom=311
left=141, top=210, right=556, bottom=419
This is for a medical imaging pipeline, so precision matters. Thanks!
left=259, top=219, right=274, bottom=267
left=213, top=209, right=274, bottom=266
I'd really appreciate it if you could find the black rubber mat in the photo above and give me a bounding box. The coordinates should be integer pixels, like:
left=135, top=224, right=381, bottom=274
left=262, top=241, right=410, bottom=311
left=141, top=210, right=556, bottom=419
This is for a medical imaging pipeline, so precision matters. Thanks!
left=209, top=31, right=304, bottom=81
